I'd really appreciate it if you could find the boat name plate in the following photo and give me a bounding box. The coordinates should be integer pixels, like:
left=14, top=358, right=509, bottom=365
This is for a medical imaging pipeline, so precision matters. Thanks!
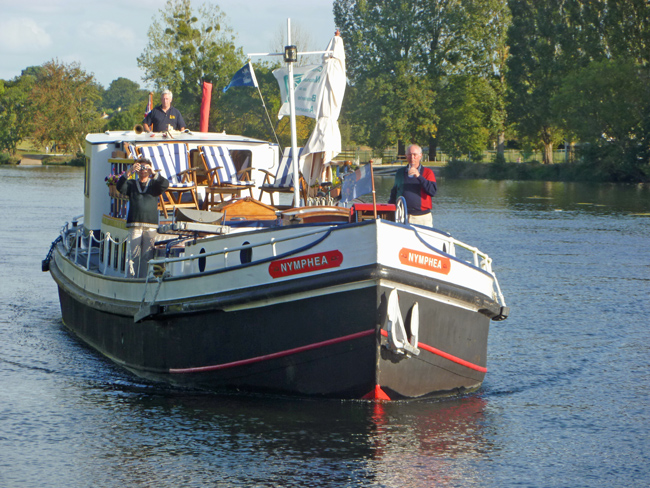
left=399, top=248, right=451, bottom=275
left=269, top=250, right=343, bottom=278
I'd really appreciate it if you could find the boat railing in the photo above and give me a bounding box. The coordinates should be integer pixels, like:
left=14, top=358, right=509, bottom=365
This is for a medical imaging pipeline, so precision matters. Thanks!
left=436, top=235, right=507, bottom=308
left=59, top=216, right=331, bottom=279
left=145, top=226, right=331, bottom=279
left=58, top=215, right=507, bottom=309
left=60, top=220, right=129, bottom=276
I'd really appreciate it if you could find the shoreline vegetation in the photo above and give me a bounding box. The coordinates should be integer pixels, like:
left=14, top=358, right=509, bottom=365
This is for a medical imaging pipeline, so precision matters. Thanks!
left=6, top=149, right=648, bottom=186
left=4, top=138, right=647, bottom=184
left=440, top=159, right=648, bottom=184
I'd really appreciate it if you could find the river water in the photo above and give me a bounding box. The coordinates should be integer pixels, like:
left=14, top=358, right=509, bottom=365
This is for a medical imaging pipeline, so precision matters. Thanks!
left=1, top=165, right=649, bottom=487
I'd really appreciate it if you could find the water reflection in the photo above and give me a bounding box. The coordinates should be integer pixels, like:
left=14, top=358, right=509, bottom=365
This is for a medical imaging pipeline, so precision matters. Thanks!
left=66, top=379, right=491, bottom=487
left=371, top=175, right=650, bottom=216
left=367, top=396, right=490, bottom=487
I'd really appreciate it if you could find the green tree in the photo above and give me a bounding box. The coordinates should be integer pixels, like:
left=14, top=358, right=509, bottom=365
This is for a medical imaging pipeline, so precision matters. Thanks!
left=506, top=0, right=588, bottom=164
left=30, top=59, right=102, bottom=151
left=552, top=60, right=650, bottom=181
left=334, top=0, right=508, bottom=153
left=105, top=104, right=148, bottom=131
left=601, top=0, right=650, bottom=66
left=0, top=73, right=36, bottom=154
left=349, top=61, right=437, bottom=148
left=103, top=77, right=148, bottom=111
left=218, top=63, right=292, bottom=143
left=437, top=75, right=495, bottom=160
left=137, top=0, right=243, bottom=129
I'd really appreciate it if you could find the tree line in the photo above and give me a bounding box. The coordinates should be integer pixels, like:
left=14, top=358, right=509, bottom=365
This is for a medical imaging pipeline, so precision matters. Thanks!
left=0, top=0, right=648, bottom=182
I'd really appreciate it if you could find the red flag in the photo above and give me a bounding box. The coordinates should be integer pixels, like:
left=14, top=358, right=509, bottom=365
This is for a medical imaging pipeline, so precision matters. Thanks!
left=200, top=81, right=213, bottom=132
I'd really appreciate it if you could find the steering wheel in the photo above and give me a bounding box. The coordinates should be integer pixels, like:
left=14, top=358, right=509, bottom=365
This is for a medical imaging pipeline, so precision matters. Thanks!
left=396, top=196, right=408, bottom=224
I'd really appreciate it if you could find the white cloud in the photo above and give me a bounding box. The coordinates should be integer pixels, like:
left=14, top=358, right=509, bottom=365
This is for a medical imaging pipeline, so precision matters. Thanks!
left=0, top=17, right=52, bottom=53
left=79, top=20, right=139, bottom=48
left=0, top=1, right=337, bottom=86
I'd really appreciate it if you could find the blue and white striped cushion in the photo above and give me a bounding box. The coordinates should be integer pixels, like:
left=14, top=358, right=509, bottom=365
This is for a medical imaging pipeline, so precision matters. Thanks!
left=140, top=144, right=193, bottom=188
left=201, top=146, right=253, bottom=187
left=271, top=147, right=303, bottom=188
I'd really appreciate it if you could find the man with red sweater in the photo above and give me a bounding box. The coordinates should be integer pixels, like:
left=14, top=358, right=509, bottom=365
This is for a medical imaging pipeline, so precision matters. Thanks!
left=388, top=144, right=437, bottom=226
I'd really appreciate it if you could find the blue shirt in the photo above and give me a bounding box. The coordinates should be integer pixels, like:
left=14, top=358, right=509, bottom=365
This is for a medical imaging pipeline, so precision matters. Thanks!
left=144, top=105, right=186, bottom=132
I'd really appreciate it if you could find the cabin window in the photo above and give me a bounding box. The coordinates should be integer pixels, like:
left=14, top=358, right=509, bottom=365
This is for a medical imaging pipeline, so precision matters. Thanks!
left=240, top=241, right=252, bottom=264
left=120, top=241, right=127, bottom=272
left=113, top=241, right=120, bottom=269
left=106, top=238, right=112, bottom=267
left=198, top=248, right=207, bottom=273
left=230, top=150, right=252, bottom=173
left=99, top=233, right=105, bottom=264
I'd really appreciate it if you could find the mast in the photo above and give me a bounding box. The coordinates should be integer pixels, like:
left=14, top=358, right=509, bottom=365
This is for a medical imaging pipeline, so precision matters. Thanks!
left=248, top=19, right=334, bottom=208
left=285, top=19, right=301, bottom=206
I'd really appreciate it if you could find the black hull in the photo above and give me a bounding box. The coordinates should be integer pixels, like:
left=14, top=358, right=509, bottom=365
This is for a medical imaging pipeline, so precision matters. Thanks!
left=55, top=263, right=492, bottom=400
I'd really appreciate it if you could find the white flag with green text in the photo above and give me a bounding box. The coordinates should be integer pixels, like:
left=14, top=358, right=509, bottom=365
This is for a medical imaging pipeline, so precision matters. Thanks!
left=272, top=64, right=324, bottom=119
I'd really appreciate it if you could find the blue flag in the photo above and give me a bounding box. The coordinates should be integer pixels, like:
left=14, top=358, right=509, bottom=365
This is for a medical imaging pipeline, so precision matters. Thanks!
left=340, top=163, right=373, bottom=204
left=223, top=62, right=258, bottom=93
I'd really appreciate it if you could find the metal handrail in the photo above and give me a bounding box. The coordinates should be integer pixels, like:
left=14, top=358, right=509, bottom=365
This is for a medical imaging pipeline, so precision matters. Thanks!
left=61, top=221, right=127, bottom=276
left=426, top=233, right=506, bottom=307
left=146, top=226, right=331, bottom=272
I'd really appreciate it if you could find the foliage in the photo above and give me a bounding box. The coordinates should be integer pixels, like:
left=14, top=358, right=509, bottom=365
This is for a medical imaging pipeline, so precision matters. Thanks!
left=600, top=0, right=650, bottom=66
left=442, top=158, right=645, bottom=182
left=553, top=60, right=647, bottom=143
left=506, top=0, right=573, bottom=164
left=103, top=77, right=148, bottom=111
left=67, top=152, right=87, bottom=167
left=436, top=75, right=496, bottom=160
left=105, top=103, right=150, bottom=131
left=0, top=74, right=36, bottom=154
left=105, top=170, right=126, bottom=186
left=29, top=60, right=102, bottom=152
left=137, top=0, right=243, bottom=129
left=347, top=61, right=437, bottom=148
left=334, top=0, right=509, bottom=151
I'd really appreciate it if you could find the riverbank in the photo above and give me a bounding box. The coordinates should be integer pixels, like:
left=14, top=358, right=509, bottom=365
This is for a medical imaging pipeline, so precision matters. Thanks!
left=1, top=152, right=84, bottom=166
left=441, top=159, right=650, bottom=184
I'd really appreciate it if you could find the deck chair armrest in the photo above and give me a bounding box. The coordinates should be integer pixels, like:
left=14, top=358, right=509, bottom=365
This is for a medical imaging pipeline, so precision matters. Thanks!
left=177, top=167, right=198, bottom=176
left=237, top=167, right=253, bottom=181
left=206, top=167, right=223, bottom=178
left=176, top=168, right=197, bottom=184
left=258, top=169, right=274, bottom=177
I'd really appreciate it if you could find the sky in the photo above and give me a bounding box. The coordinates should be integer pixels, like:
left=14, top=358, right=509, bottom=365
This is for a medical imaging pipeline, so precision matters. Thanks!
left=0, top=0, right=337, bottom=89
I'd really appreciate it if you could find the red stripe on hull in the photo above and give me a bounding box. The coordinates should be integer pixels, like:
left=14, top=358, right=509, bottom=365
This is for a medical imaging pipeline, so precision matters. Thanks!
left=380, top=329, right=487, bottom=373
left=170, top=329, right=376, bottom=374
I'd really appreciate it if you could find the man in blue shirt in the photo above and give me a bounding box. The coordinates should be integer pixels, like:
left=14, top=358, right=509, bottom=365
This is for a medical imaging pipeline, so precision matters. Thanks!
left=144, top=90, right=186, bottom=133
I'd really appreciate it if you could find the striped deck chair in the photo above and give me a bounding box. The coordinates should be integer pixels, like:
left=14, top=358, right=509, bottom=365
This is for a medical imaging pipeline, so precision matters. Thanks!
left=258, top=147, right=307, bottom=208
left=139, top=143, right=199, bottom=218
left=199, top=145, right=254, bottom=210
left=123, top=142, right=139, bottom=159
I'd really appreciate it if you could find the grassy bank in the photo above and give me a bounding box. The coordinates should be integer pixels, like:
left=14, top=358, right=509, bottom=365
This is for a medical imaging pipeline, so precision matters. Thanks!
left=0, top=138, right=84, bottom=166
left=442, top=159, right=649, bottom=184
left=1, top=151, right=85, bottom=166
